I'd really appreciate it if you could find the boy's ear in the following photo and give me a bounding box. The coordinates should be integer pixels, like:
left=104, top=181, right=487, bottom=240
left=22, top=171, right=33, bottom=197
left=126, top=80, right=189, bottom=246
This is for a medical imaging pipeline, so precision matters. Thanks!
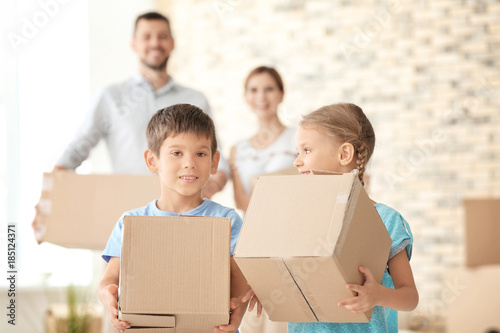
left=211, top=150, right=220, bottom=175
left=144, top=148, right=159, bottom=173
left=339, top=143, right=355, bottom=166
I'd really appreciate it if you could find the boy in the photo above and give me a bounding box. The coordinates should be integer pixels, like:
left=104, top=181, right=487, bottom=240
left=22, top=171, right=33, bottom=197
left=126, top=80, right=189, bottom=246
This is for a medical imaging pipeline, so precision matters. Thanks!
left=98, top=104, right=249, bottom=333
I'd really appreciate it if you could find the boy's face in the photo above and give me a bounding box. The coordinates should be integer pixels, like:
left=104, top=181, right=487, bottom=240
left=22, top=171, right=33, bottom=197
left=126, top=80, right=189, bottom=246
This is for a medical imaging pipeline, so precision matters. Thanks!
left=294, top=126, right=343, bottom=175
left=146, top=132, right=219, bottom=199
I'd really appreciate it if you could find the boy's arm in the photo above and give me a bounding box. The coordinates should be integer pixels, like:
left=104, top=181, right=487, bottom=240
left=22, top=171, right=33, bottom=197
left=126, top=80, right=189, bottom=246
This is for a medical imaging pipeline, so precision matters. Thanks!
left=98, top=257, right=131, bottom=333
left=215, top=257, right=251, bottom=333
left=338, top=250, right=419, bottom=313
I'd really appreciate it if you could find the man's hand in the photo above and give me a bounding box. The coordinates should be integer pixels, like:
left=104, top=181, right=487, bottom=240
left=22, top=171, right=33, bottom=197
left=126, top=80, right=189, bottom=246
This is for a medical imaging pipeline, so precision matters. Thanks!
left=337, top=266, right=381, bottom=314
left=32, top=165, right=69, bottom=244
left=31, top=204, right=43, bottom=244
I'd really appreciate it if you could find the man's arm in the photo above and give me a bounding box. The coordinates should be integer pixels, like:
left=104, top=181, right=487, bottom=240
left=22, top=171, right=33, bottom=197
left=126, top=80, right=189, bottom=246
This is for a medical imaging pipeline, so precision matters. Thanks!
left=56, top=90, right=109, bottom=169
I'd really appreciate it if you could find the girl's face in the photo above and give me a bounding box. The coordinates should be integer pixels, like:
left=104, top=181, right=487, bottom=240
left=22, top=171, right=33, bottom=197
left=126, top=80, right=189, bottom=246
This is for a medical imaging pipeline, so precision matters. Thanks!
left=245, top=72, right=284, bottom=119
left=294, top=126, right=344, bottom=174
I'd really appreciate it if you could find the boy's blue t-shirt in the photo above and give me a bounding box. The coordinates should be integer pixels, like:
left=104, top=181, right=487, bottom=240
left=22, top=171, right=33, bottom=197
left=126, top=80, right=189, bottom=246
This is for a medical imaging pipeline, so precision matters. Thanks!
left=102, top=199, right=243, bottom=262
left=288, top=203, right=413, bottom=333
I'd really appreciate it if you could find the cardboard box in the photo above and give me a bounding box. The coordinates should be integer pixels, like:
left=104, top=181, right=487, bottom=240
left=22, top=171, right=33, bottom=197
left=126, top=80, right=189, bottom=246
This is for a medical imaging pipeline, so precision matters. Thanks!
left=45, top=303, right=102, bottom=333
left=37, top=172, right=160, bottom=250
left=118, top=215, right=231, bottom=332
left=464, top=199, right=500, bottom=267
left=446, top=265, right=500, bottom=333
left=251, top=167, right=299, bottom=190
left=234, top=171, right=392, bottom=323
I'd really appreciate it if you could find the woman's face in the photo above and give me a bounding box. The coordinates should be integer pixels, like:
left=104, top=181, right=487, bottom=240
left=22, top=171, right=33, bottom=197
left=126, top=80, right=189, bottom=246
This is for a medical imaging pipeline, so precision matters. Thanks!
left=245, top=72, right=284, bottom=119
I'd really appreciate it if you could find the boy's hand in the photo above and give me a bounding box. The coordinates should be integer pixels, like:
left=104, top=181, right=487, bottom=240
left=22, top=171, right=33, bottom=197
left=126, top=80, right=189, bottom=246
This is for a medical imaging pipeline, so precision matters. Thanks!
left=242, top=289, right=262, bottom=318
left=102, top=284, right=131, bottom=332
left=214, top=297, right=246, bottom=333
left=338, top=266, right=382, bottom=314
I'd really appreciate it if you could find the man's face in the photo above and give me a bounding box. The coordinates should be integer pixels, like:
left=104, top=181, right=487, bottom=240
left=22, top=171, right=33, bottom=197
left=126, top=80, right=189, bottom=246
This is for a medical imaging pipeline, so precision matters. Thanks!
left=132, top=19, right=174, bottom=71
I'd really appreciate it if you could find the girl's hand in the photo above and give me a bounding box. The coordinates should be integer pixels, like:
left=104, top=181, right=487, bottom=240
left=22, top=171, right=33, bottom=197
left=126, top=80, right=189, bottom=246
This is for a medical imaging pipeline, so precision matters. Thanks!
left=337, top=266, right=382, bottom=314
left=242, top=289, right=263, bottom=318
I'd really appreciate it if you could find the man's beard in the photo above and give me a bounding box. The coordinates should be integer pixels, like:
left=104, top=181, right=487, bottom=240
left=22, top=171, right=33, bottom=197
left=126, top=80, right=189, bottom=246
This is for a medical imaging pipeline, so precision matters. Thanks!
left=142, top=57, right=168, bottom=72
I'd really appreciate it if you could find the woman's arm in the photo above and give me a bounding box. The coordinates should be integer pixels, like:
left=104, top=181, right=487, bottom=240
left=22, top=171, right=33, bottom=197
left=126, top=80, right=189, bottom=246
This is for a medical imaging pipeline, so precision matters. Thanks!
left=230, top=146, right=252, bottom=212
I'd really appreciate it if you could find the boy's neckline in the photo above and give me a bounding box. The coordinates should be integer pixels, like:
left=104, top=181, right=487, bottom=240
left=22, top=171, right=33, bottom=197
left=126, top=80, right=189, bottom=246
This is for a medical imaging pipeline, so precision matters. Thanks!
left=152, top=198, right=210, bottom=215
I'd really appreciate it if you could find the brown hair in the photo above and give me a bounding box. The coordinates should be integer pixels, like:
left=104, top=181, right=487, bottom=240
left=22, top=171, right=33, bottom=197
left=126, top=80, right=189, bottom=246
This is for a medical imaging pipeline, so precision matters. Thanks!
left=146, top=104, right=217, bottom=156
left=134, top=12, right=171, bottom=36
left=244, top=66, right=284, bottom=93
left=301, top=103, right=375, bottom=186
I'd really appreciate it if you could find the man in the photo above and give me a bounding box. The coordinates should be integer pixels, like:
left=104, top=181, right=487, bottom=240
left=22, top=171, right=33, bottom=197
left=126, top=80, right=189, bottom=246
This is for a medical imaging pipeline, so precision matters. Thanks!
left=33, top=12, right=228, bottom=239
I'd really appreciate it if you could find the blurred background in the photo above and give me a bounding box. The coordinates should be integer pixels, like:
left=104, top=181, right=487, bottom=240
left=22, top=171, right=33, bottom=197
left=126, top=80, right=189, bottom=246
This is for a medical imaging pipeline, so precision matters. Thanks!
left=1, top=0, right=499, bottom=332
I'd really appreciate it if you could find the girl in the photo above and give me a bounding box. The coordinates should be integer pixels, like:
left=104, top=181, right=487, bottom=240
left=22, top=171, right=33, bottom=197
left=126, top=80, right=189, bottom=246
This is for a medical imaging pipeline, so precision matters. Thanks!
left=244, top=103, right=418, bottom=333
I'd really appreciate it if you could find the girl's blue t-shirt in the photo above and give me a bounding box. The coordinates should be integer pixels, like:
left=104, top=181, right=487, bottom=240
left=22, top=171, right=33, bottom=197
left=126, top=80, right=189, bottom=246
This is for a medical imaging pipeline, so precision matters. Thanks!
left=102, top=199, right=243, bottom=262
left=288, top=203, right=413, bottom=333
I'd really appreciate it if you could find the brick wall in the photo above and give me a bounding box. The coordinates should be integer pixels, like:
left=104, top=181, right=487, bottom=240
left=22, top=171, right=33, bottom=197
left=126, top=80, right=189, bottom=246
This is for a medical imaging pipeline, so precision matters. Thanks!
left=159, top=0, right=500, bottom=329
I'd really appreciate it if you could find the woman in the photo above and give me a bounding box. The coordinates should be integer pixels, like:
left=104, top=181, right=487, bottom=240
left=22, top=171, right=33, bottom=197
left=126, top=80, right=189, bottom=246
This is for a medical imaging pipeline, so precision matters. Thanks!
left=231, top=67, right=294, bottom=333
left=231, top=66, right=297, bottom=213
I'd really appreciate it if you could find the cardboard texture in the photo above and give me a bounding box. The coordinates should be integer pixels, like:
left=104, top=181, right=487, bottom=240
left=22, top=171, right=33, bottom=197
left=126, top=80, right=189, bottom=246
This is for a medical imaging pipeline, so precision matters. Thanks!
left=446, top=265, right=500, bottom=333
left=234, top=172, right=392, bottom=323
left=45, top=304, right=102, bottom=333
left=37, top=172, right=160, bottom=250
left=119, top=216, right=231, bottom=332
left=464, top=199, right=500, bottom=267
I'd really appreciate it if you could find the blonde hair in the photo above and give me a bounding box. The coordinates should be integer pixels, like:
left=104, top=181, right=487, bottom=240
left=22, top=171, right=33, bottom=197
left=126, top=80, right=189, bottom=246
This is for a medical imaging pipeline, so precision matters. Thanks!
left=300, top=103, right=375, bottom=186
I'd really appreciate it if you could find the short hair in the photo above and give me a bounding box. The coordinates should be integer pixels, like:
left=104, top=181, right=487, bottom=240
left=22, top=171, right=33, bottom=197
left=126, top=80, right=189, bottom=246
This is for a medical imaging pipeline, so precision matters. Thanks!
left=301, top=103, right=375, bottom=186
left=146, top=104, right=217, bottom=156
left=244, top=66, right=285, bottom=93
left=134, top=12, right=171, bottom=35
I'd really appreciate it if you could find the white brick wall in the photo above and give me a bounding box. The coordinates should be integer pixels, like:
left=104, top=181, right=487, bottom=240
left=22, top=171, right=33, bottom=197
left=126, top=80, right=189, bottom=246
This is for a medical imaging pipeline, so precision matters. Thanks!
left=160, top=0, right=500, bottom=330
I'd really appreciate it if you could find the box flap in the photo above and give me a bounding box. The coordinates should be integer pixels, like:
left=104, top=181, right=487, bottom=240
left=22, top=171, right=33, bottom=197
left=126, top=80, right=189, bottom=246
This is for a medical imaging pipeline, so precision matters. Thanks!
left=235, top=173, right=356, bottom=258
left=118, top=312, right=175, bottom=327
left=464, top=199, right=500, bottom=267
left=38, top=172, right=160, bottom=250
left=334, top=178, right=392, bottom=288
left=234, top=257, right=317, bottom=322
left=284, top=256, right=368, bottom=323
left=119, top=216, right=230, bottom=327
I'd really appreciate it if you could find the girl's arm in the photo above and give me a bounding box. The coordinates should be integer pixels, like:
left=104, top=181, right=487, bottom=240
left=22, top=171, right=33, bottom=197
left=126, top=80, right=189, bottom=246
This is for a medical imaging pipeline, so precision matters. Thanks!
left=338, top=250, right=418, bottom=313
left=230, top=146, right=252, bottom=212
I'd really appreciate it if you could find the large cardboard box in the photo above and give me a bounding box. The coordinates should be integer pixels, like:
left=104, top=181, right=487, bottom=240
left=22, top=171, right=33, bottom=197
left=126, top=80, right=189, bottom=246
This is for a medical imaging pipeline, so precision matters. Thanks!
left=234, top=172, right=392, bottom=323
left=464, top=199, right=500, bottom=267
left=446, top=265, right=500, bottom=333
left=118, top=215, right=231, bottom=332
left=37, top=172, right=160, bottom=250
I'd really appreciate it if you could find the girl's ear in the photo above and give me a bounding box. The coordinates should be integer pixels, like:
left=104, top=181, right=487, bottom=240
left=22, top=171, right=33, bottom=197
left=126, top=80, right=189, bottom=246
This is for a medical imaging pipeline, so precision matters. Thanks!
left=339, top=143, right=355, bottom=166
left=144, top=148, right=159, bottom=174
